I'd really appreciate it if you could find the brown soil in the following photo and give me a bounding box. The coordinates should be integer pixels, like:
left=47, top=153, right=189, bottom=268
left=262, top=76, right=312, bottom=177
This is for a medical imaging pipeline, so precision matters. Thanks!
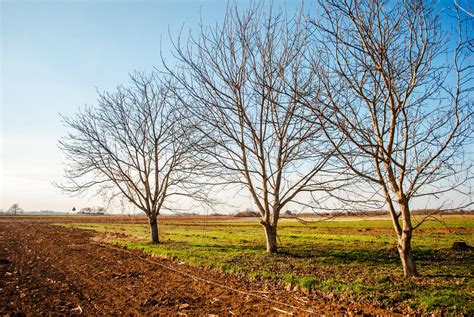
left=0, top=217, right=392, bottom=316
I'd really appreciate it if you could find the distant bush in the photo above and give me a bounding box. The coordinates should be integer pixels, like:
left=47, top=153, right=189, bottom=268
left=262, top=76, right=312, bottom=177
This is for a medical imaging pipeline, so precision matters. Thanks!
left=78, top=206, right=106, bottom=215
left=234, top=210, right=259, bottom=217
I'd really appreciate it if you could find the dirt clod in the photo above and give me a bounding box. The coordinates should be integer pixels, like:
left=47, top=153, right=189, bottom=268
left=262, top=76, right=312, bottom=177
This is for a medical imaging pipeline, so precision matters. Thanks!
left=452, top=241, right=471, bottom=251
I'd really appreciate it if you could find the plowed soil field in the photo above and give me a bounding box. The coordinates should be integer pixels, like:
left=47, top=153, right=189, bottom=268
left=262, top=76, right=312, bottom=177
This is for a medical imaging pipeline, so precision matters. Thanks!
left=0, top=217, right=389, bottom=316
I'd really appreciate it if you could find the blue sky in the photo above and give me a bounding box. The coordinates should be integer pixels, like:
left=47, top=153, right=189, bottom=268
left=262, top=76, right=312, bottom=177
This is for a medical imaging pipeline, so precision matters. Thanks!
left=1, top=0, right=234, bottom=211
left=1, top=0, right=311, bottom=212
left=0, top=0, right=470, bottom=212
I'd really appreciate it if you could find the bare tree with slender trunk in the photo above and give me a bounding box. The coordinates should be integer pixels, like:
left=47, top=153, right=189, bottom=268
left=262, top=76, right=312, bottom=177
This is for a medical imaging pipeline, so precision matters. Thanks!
left=8, top=203, right=23, bottom=216
left=58, top=73, right=203, bottom=243
left=309, top=0, right=473, bottom=276
left=165, top=3, right=342, bottom=253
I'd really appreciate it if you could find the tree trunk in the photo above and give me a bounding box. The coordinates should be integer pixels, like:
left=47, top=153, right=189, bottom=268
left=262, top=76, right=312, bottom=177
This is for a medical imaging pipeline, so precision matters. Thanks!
left=263, top=223, right=278, bottom=253
left=397, top=230, right=417, bottom=277
left=395, top=195, right=418, bottom=277
left=149, top=217, right=160, bottom=244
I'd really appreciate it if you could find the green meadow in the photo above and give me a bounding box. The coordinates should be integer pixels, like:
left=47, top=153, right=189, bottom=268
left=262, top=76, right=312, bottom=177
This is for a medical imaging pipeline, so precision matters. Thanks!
left=58, top=215, right=474, bottom=314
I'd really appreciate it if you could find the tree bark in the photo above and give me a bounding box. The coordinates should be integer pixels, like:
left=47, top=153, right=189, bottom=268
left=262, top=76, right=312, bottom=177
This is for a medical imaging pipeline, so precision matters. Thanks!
left=263, top=223, right=278, bottom=253
left=397, top=198, right=418, bottom=277
left=397, top=230, right=417, bottom=277
left=149, top=217, right=160, bottom=244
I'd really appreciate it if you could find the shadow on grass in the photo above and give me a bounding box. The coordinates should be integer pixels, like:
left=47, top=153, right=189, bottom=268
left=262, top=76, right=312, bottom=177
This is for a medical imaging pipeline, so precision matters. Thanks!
left=277, top=246, right=400, bottom=265
left=275, top=245, right=474, bottom=268
left=120, top=239, right=474, bottom=278
left=425, top=273, right=472, bottom=278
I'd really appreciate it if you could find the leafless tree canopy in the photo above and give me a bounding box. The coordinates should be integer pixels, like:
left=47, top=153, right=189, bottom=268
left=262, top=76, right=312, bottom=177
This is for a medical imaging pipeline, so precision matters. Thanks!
left=57, top=0, right=472, bottom=276
left=165, top=4, right=343, bottom=252
left=58, top=73, right=202, bottom=243
left=310, top=0, right=473, bottom=276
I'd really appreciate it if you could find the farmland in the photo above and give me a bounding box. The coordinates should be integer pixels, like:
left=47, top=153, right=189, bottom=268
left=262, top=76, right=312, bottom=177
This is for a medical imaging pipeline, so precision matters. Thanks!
left=61, top=215, right=474, bottom=314
left=1, top=214, right=472, bottom=315
left=2, top=0, right=472, bottom=315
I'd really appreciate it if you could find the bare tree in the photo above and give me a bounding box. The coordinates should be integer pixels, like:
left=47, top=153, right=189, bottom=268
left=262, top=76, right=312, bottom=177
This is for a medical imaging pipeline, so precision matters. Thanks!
left=8, top=203, right=23, bottom=215
left=58, top=73, right=202, bottom=243
left=165, top=3, right=341, bottom=253
left=310, top=0, right=473, bottom=276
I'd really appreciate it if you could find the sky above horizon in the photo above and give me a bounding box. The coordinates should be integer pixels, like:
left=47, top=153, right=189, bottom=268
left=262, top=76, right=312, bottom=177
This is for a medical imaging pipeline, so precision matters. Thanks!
left=1, top=0, right=227, bottom=212
left=1, top=0, right=312, bottom=213
left=0, top=0, right=471, bottom=213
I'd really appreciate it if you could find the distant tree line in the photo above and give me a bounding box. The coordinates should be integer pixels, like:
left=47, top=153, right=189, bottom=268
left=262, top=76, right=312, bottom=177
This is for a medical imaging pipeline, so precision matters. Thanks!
left=77, top=206, right=106, bottom=215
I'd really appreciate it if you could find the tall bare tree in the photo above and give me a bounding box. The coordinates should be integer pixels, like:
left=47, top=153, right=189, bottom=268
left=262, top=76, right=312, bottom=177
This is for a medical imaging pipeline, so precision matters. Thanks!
left=310, top=0, right=473, bottom=276
left=59, top=73, right=202, bottom=243
left=165, top=4, right=341, bottom=253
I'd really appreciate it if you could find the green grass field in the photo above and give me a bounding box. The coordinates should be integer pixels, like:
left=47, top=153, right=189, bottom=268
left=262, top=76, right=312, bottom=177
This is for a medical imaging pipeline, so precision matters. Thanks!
left=58, top=215, right=474, bottom=314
